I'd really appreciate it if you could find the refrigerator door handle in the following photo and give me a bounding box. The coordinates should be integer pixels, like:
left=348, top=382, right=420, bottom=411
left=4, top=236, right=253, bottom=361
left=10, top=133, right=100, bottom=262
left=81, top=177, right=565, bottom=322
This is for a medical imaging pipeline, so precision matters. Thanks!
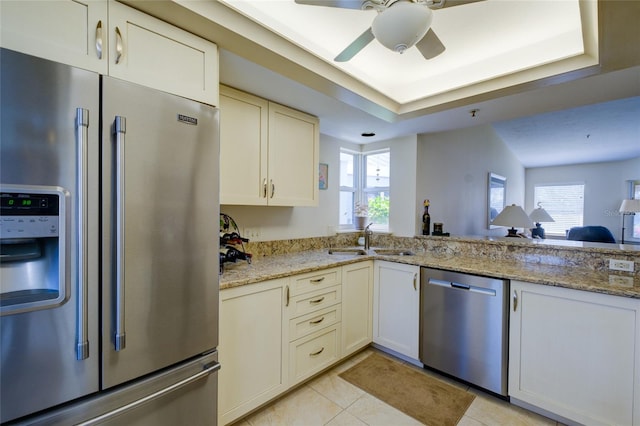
left=76, top=108, right=90, bottom=361
left=77, top=362, right=221, bottom=426
left=114, top=116, right=127, bottom=351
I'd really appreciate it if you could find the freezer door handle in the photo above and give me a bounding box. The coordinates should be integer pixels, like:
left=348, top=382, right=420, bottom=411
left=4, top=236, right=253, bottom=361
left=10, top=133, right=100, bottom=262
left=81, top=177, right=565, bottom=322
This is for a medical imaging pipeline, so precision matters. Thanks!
left=114, top=116, right=127, bottom=351
left=76, top=108, right=90, bottom=361
left=77, top=362, right=221, bottom=426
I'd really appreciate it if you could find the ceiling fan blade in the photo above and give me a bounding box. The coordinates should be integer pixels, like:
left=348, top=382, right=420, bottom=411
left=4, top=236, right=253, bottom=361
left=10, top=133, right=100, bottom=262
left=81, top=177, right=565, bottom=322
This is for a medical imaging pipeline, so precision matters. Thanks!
left=426, top=0, right=484, bottom=9
left=415, top=28, right=445, bottom=59
left=294, top=0, right=366, bottom=10
left=334, top=27, right=375, bottom=62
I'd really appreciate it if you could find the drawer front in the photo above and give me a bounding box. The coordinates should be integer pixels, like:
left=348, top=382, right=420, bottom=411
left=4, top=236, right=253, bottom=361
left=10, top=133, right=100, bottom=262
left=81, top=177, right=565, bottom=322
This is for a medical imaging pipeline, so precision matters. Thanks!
left=291, top=268, right=341, bottom=296
left=290, top=286, right=341, bottom=318
left=289, top=305, right=342, bottom=341
left=290, top=325, right=340, bottom=384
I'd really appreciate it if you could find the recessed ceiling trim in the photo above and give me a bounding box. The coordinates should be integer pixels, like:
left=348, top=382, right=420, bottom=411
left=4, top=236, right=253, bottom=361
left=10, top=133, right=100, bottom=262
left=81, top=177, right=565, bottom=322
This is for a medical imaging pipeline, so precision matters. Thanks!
left=174, top=0, right=402, bottom=110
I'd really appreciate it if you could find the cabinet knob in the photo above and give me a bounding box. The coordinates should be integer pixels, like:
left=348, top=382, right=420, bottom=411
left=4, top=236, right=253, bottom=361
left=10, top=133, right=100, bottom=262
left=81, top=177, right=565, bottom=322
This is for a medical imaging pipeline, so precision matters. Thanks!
left=115, top=26, right=124, bottom=64
left=95, top=20, right=103, bottom=60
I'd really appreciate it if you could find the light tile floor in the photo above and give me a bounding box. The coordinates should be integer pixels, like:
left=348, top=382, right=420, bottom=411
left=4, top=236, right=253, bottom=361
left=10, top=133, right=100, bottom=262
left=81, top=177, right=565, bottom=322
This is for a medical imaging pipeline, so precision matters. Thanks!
left=233, top=348, right=565, bottom=426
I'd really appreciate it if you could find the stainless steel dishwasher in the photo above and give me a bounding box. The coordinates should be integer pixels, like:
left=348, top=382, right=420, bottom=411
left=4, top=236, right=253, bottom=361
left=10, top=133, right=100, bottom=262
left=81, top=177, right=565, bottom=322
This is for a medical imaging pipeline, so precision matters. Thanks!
left=419, top=268, right=509, bottom=397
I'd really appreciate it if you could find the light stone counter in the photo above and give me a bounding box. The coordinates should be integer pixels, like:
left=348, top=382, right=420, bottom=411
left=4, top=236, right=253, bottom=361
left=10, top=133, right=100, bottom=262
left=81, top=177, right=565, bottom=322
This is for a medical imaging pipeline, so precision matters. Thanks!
left=220, top=248, right=640, bottom=299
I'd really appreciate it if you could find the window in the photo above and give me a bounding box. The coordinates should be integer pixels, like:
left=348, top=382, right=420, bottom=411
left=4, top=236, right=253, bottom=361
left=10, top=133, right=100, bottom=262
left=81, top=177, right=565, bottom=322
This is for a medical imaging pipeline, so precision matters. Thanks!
left=631, top=181, right=640, bottom=239
left=339, top=148, right=390, bottom=231
left=534, top=184, right=584, bottom=236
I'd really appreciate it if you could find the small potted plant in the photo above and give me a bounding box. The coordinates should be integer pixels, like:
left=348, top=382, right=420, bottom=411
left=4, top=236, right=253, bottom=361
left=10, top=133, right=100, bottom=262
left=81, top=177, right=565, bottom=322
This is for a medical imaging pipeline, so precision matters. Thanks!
left=354, top=202, right=368, bottom=230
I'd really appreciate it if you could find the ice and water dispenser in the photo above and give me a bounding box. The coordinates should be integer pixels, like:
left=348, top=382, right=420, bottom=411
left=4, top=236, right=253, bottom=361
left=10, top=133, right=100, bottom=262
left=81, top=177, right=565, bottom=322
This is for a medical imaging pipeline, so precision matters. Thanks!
left=0, top=185, right=69, bottom=315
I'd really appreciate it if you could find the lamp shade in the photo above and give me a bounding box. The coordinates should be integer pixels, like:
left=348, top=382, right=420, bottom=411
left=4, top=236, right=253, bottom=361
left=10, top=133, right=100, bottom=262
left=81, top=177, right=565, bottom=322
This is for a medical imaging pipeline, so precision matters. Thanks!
left=492, top=204, right=534, bottom=229
left=529, top=207, right=555, bottom=223
left=372, top=1, right=432, bottom=53
left=619, top=199, right=640, bottom=213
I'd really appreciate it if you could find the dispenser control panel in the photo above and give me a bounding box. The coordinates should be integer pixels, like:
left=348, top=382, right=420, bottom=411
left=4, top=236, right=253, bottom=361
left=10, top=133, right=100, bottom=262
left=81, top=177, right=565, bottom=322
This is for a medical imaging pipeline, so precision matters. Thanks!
left=1, top=191, right=61, bottom=239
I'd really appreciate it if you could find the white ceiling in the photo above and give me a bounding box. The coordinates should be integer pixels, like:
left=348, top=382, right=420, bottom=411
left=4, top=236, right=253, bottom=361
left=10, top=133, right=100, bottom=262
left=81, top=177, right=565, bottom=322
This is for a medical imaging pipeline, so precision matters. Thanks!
left=128, top=0, right=639, bottom=169
left=220, top=49, right=640, bottom=167
left=219, top=0, right=586, bottom=104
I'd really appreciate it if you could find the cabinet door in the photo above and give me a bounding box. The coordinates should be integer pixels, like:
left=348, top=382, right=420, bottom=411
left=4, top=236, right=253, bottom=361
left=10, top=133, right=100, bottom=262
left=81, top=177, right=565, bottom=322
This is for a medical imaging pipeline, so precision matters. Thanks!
left=219, top=279, right=288, bottom=425
left=373, top=261, right=420, bottom=361
left=0, top=0, right=108, bottom=73
left=342, top=261, right=373, bottom=356
left=267, top=102, right=319, bottom=207
left=509, top=281, right=640, bottom=426
left=108, top=2, right=218, bottom=105
left=219, top=86, right=269, bottom=205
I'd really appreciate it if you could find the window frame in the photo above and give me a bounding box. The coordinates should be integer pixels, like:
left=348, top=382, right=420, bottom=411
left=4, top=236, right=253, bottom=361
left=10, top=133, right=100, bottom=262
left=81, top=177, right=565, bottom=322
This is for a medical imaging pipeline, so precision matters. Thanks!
left=533, top=182, right=585, bottom=237
left=339, top=147, right=390, bottom=232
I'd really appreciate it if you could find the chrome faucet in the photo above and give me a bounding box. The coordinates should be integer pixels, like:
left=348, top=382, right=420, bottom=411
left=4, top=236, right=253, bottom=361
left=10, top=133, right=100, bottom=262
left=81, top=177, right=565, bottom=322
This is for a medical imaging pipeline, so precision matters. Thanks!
left=364, top=223, right=373, bottom=250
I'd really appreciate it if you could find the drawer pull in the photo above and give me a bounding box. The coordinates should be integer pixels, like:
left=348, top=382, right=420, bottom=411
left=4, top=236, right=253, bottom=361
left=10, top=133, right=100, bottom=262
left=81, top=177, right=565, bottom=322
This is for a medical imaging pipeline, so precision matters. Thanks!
left=309, top=347, right=325, bottom=356
left=309, top=297, right=325, bottom=304
left=310, top=277, right=326, bottom=283
left=309, top=316, right=325, bottom=325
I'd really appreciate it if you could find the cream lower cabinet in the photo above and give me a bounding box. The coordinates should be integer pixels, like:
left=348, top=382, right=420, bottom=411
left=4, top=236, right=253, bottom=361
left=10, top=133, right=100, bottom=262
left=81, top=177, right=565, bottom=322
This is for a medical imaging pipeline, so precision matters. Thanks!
left=220, top=264, right=381, bottom=424
left=342, top=261, right=373, bottom=357
left=220, top=85, right=319, bottom=206
left=218, top=278, right=288, bottom=426
left=1, top=1, right=218, bottom=105
left=373, top=261, right=420, bottom=363
left=509, top=280, right=640, bottom=426
left=287, top=268, right=342, bottom=385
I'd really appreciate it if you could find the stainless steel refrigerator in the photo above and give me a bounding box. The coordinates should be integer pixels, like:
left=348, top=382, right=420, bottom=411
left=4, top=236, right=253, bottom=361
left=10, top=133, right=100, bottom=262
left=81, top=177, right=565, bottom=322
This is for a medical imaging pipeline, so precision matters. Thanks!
left=0, top=48, right=220, bottom=425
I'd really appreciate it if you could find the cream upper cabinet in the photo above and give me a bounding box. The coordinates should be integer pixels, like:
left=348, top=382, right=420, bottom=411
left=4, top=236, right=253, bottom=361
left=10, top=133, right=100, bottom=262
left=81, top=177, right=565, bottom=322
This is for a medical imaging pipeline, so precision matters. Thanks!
left=108, top=2, right=218, bottom=105
left=267, top=102, right=319, bottom=206
left=0, top=0, right=108, bottom=74
left=219, top=86, right=269, bottom=205
left=342, top=261, right=373, bottom=357
left=219, top=278, right=289, bottom=426
left=220, top=86, right=319, bottom=206
left=509, top=280, right=640, bottom=426
left=373, top=261, right=420, bottom=363
left=1, top=1, right=218, bottom=105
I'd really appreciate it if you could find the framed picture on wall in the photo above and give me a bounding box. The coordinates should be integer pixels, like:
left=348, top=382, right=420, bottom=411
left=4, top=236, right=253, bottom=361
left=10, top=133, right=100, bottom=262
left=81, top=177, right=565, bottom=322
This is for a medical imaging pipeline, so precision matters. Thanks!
left=488, top=172, right=506, bottom=229
left=319, top=163, right=328, bottom=190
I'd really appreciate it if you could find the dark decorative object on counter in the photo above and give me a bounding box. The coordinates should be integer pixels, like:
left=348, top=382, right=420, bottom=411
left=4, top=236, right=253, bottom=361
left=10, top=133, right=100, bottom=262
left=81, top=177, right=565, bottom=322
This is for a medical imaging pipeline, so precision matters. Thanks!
left=220, top=213, right=252, bottom=273
left=422, top=199, right=431, bottom=235
left=432, top=222, right=450, bottom=236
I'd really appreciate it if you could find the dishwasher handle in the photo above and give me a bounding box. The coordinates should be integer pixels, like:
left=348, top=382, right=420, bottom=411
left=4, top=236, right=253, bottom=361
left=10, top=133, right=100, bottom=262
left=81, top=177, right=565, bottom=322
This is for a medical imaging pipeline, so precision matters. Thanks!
left=427, top=278, right=496, bottom=296
left=451, top=282, right=470, bottom=290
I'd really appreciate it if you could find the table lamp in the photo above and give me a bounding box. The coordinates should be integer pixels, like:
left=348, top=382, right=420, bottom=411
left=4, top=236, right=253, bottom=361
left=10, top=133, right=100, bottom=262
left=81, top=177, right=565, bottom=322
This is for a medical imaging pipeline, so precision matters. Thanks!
left=529, top=203, right=555, bottom=239
left=491, top=204, right=534, bottom=237
left=619, top=199, right=640, bottom=244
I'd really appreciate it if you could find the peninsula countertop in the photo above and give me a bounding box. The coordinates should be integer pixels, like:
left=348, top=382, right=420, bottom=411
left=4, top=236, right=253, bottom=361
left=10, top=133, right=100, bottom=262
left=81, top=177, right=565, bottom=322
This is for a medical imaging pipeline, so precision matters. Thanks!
left=220, top=248, right=640, bottom=299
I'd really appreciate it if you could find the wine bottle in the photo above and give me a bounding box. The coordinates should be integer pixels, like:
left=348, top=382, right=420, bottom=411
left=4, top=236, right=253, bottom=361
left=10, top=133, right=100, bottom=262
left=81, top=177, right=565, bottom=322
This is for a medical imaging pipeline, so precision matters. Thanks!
left=422, top=199, right=431, bottom=236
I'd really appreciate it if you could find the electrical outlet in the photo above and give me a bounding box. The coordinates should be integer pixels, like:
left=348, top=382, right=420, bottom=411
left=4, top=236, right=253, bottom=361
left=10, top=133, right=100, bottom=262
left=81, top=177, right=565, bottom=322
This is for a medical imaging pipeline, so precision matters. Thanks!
left=609, top=275, right=634, bottom=287
left=243, top=227, right=260, bottom=239
left=608, top=259, right=634, bottom=272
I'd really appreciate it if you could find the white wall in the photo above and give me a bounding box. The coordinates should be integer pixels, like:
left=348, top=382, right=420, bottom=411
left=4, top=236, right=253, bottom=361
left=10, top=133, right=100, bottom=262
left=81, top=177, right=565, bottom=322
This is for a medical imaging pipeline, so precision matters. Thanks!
left=416, top=124, right=526, bottom=237
left=525, top=156, right=640, bottom=242
left=363, top=135, right=418, bottom=237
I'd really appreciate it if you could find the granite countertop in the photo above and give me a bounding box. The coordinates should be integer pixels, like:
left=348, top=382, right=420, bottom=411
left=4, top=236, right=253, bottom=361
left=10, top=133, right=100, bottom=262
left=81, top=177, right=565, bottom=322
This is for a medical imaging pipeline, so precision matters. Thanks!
left=220, top=248, right=640, bottom=299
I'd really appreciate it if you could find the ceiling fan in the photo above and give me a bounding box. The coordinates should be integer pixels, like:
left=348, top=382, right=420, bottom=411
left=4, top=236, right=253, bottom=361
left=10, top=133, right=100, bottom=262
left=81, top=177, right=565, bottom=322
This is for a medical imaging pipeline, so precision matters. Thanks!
left=294, top=0, right=484, bottom=62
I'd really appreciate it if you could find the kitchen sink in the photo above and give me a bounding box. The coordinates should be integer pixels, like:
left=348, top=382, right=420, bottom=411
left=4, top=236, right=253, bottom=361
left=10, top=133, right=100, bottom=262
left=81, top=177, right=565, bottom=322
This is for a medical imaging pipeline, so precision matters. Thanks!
left=327, top=248, right=368, bottom=255
left=373, top=248, right=415, bottom=256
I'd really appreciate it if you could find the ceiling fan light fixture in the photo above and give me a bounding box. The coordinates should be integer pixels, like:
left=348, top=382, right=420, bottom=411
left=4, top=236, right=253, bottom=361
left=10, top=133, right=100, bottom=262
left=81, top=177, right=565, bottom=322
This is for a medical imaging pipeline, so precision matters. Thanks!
left=371, top=1, right=433, bottom=53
